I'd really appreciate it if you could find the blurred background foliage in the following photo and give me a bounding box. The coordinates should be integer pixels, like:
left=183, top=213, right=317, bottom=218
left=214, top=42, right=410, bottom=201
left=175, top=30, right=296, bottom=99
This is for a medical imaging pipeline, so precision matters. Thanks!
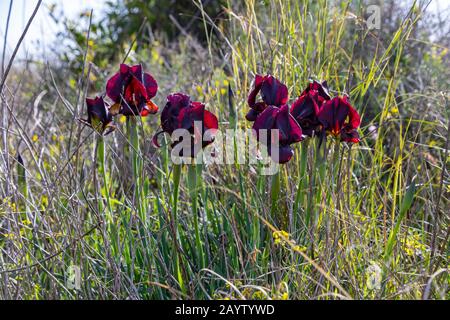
left=48, top=0, right=227, bottom=75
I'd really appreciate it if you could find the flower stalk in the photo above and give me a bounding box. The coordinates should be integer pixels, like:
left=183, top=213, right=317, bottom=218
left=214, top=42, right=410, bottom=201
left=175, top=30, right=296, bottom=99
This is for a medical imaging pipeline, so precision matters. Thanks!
left=187, top=162, right=205, bottom=268
left=171, top=162, right=186, bottom=294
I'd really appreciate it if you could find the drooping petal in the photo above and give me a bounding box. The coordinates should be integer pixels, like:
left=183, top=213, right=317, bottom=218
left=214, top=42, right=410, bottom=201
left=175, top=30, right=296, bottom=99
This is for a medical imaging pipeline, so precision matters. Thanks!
left=161, top=93, right=191, bottom=134
left=275, top=105, right=303, bottom=145
left=246, top=102, right=268, bottom=122
left=142, top=100, right=159, bottom=116
left=253, top=106, right=278, bottom=141
left=144, top=73, right=158, bottom=99
left=86, top=97, right=107, bottom=123
left=291, top=92, right=319, bottom=120
left=202, top=109, right=218, bottom=147
left=247, top=74, right=264, bottom=108
left=246, top=109, right=259, bottom=122
left=276, top=145, right=295, bottom=164
left=260, top=75, right=288, bottom=106
left=318, top=96, right=361, bottom=137
left=317, top=97, right=343, bottom=133
left=203, top=109, right=219, bottom=130
left=105, top=72, right=123, bottom=103
left=340, top=126, right=360, bottom=143
left=291, top=91, right=322, bottom=137
left=141, top=108, right=150, bottom=117
left=85, top=96, right=114, bottom=134
left=343, top=96, right=361, bottom=129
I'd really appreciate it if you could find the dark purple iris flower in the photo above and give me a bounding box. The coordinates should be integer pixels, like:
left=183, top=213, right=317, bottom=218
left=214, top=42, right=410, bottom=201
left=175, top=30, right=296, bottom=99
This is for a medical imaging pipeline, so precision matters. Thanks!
left=82, top=96, right=115, bottom=135
left=106, top=63, right=158, bottom=117
left=317, top=96, right=361, bottom=143
left=246, top=74, right=289, bottom=121
left=253, top=104, right=303, bottom=164
left=152, top=93, right=219, bottom=157
left=291, top=80, right=330, bottom=137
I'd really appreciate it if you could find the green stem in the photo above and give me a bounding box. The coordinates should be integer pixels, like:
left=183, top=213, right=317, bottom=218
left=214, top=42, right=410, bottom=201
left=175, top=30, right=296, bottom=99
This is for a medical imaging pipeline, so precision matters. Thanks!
left=293, top=141, right=309, bottom=229
left=128, top=117, right=145, bottom=221
left=97, top=136, right=113, bottom=221
left=270, top=170, right=281, bottom=225
left=171, top=163, right=185, bottom=294
left=172, top=164, right=182, bottom=219
left=188, top=163, right=205, bottom=268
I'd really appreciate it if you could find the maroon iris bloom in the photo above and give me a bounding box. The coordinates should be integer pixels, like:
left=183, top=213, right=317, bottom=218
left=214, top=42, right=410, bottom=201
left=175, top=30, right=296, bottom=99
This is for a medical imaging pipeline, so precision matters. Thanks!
left=106, top=63, right=158, bottom=117
left=317, top=96, right=361, bottom=143
left=246, top=74, right=288, bottom=121
left=152, top=93, right=219, bottom=157
left=303, top=80, right=331, bottom=101
left=82, top=96, right=115, bottom=135
left=253, top=105, right=303, bottom=164
left=291, top=81, right=331, bottom=137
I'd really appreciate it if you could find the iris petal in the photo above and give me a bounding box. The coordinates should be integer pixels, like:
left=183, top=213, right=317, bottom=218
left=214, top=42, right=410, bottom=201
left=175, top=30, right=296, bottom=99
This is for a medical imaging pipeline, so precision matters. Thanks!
left=85, top=96, right=114, bottom=134
left=105, top=72, right=123, bottom=103
left=301, top=80, right=331, bottom=101
left=144, top=73, right=158, bottom=99
left=253, top=106, right=278, bottom=141
left=341, top=127, right=360, bottom=143
left=260, top=75, right=288, bottom=106
left=277, top=145, right=294, bottom=164
left=275, top=105, right=303, bottom=145
left=247, top=74, right=264, bottom=108
left=246, top=109, right=259, bottom=122
left=106, top=63, right=158, bottom=117
left=317, top=96, right=361, bottom=143
left=129, top=64, right=143, bottom=79
left=203, top=109, right=218, bottom=130
left=161, top=93, right=191, bottom=134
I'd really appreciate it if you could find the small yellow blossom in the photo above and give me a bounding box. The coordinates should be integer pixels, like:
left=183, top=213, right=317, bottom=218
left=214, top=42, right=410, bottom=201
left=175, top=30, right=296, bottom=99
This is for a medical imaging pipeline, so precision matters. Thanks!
left=32, top=134, right=39, bottom=142
left=273, top=230, right=290, bottom=246
left=41, top=195, right=49, bottom=209
left=196, top=85, right=203, bottom=96
left=3, top=233, right=15, bottom=240
left=252, top=291, right=265, bottom=300
left=390, top=106, right=399, bottom=115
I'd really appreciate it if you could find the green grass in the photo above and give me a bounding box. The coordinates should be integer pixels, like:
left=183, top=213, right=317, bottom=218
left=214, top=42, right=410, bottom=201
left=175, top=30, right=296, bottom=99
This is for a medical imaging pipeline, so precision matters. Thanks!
left=0, top=0, right=448, bottom=299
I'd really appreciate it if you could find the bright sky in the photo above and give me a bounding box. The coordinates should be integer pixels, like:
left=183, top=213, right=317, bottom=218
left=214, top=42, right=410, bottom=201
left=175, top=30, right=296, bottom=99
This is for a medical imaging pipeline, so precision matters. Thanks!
left=0, top=0, right=105, bottom=59
left=0, top=0, right=448, bottom=60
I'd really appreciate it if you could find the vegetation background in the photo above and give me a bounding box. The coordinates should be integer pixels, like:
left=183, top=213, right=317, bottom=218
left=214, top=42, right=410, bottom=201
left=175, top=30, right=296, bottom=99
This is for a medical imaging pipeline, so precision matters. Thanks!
left=0, top=0, right=449, bottom=299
